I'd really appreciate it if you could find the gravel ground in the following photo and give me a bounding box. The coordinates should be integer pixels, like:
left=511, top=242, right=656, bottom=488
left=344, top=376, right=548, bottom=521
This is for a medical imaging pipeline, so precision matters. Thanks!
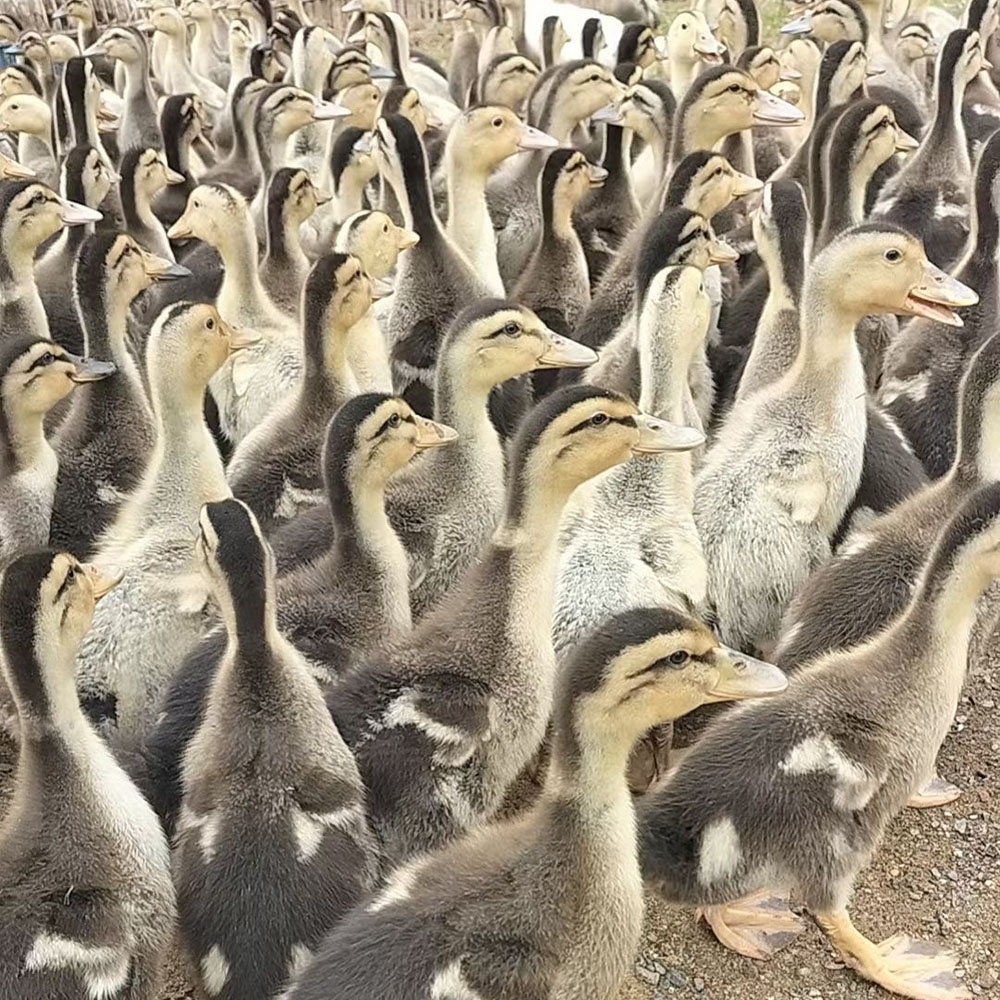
left=0, top=656, right=995, bottom=1000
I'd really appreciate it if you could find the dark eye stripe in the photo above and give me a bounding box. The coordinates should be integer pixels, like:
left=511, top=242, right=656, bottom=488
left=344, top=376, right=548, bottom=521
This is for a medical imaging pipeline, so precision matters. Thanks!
left=565, top=413, right=635, bottom=435
left=372, top=413, right=414, bottom=437
left=54, top=567, right=75, bottom=604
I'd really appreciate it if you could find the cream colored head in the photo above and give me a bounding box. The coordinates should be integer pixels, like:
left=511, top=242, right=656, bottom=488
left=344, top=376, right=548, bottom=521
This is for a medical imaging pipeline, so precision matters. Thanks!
left=479, top=53, right=539, bottom=110
left=88, top=25, right=146, bottom=64
left=666, top=10, right=725, bottom=67
left=168, top=183, right=247, bottom=246
left=150, top=6, right=187, bottom=37
left=0, top=181, right=99, bottom=260
left=0, top=66, right=39, bottom=98
left=127, top=147, right=185, bottom=201
left=895, top=21, right=936, bottom=67
left=17, top=32, right=49, bottom=65
left=335, top=209, right=418, bottom=278
left=47, top=34, right=81, bottom=63
left=668, top=152, right=762, bottom=220
left=448, top=104, right=557, bottom=172
left=337, top=81, right=381, bottom=130
left=0, top=93, right=52, bottom=138
left=638, top=264, right=713, bottom=362
left=57, top=0, right=95, bottom=26
left=546, top=62, right=625, bottom=134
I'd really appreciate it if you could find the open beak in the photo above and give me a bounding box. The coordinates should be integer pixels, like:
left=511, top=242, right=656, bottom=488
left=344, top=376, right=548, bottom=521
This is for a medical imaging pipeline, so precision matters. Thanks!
left=369, top=63, right=398, bottom=79
left=167, top=211, right=196, bottom=240
left=516, top=123, right=559, bottom=150
left=59, top=198, right=103, bottom=225
left=143, top=250, right=191, bottom=280
left=731, top=169, right=764, bottom=198
left=706, top=645, right=788, bottom=701
left=631, top=413, right=706, bottom=454
left=413, top=416, right=458, bottom=449
left=535, top=332, right=598, bottom=369
left=67, top=355, right=116, bottom=383
left=894, top=128, right=919, bottom=152
left=342, top=0, right=363, bottom=10
left=753, top=88, right=805, bottom=125
left=780, top=11, right=813, bottom=33
left=708, top=238, right=740, bottom=265
left=591, top=102, right=625, bottom=126
left=84, top=564, right=124, bottom=601
left=397, top=227, right=420, bottom=249
left=312, top=99, right=351, bottom=120
left=694, top=39, right=725, bottom=63
left=901, top=263, right=978, bottom=327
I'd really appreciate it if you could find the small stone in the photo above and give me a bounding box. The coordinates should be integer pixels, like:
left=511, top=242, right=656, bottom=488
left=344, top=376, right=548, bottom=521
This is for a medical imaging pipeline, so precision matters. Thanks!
left=977, top=970, right=999, bottom=990
left=982, top=698, right=996, bottom=709
left=910, top=891, right=923, bottom=900
left=693, top=977, right=706, bottom=992
left=947, top=870, right=959, bottom=882
left=955, top=819, right=969, bottom=835
left=798, top=967, right=811, bottom=978
left=664, top=969, right=689, bottom=989
left=635, top=965, right=661, bottom=986
left=652, top=961, right=667, bottom=975
left=809, top=989, right=822, bottom=997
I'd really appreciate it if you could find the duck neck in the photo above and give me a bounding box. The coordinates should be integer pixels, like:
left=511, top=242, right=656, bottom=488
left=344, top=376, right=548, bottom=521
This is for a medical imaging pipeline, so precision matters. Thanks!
left=493, top=484, right=570, bottom=585
left=190, top=20, right=216, bottom=68
left=0, top=245, right=45, bottom=333
left=266, top=206, right=307, bottom=271
left=302, top=321, right=358, bottom=409
left=670, top=55, right=701, bottom=97
left=446, top=142, right=504, bottom=289
left=638, top=315, right=699, bottom=420
left=545, top=104, right=582, bottom=145
left=123, top=179, right=167, bottom=248
left=390, top=157, right=440, bottom=239
left=215, top=217, right=275, bottom=323
left=79, top=282, right=144, bottom=387
left=921, top=58, right=971, bottom=177
left=333, top=168, right=371, bottom=224
left=121, top=52, right=154, bottom=107
left=549, top=185, right=580, bottom=242
left=2, top=405, right=52, bottom=474
left=674, top=114, right=728, bottom=164
left=224, top=586, right=283, bottom=670
left=964, top=174, right=1000, bottom=281
left=793, top=267, right=864, bottom=378
left=165, top=124, right=193, bottom=179
left=824, top=152, right=874, bottom=241
left=860, top=0, right=889, bottom=59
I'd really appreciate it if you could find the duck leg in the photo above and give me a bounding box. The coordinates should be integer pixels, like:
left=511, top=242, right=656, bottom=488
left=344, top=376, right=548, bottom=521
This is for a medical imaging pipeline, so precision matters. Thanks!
left=907, top=773, right=961, bottom=809
left=815, top=909, right=970, bottom=1000
left=698, top=889, right=807, bottom=959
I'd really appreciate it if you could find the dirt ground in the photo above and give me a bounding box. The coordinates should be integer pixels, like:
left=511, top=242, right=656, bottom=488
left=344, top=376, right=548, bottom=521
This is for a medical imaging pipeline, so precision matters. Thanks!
left=0, top=651, right=995, bottom=1000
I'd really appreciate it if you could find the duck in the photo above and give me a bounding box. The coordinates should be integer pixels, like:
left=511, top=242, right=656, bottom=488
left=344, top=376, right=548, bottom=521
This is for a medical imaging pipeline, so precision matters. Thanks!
left=0, top=92, right=59, bottom=186
left=60, top=56, right=116, bottom=171
left=73, top=301, right=252, bottom=750
left=172, top=497, right=379, bottom=1000
left=319, top=126, right=378, bottom=232
left=0, top=335, right=113, bottom=571
left=49, top=232, right=188, bottom=560
left=184, top=0, right=230, bottom=89
left=0, top=178, right=101, bottom=343
left=150, top=5, right=228, bottom=111
left=287, top=25, right=343, bottom=176
left=881, top=121, right=1000, bottom=477
left=775, top=329, right=1000, bottom=808
left=894, top=19, right=937, bottom=99
left=639, top=480, right=1000, bottom=1000
left=611, top=75, right=676, bottom=213
left=663, top=9, right=726, bottom=97
left=328, top=385, right=700, bottom=867
left=0, top=549, right=175, bottom=999
left=53, top=0, right=98, bottom=52
left=35, top=144, right=117, bottom=356
left=153, top=92, right=209, bottom=229
left=697, top=0, right=761, bottom=58
left=260, top=167, right=331, bottom=319
left=285, top=607, right=786, bottom=1000
left=444, top=104, right=557, bottom=296
left=211, top=17, right=254, bottom=156
left=227, top=252, right=370, bottom=531
left=555, top=266, right=710, bottom=792
left=167, top=183, right=302, bottom=445
left=443, top=0, right=502, bottom=106
left=875, top=29, right=987, bottom=270
left=251, top=42, right=285, bottom=83
left=334, top=208, right=419, bottom=393
left=0, top=150, right=34, bottom=180
left=118, top=149, right=182, bottom=266
left=540, top=14, right=570, bottom=69
left=473, top=50, right=540, bottom=111
left=512, top=147, right=605, bottom=375
left=145, top=391, right=455, bottom=834
left=200, top=75, right=271, bottom=197
left=693, top=224, right=976, bottom=655
left=46, top=33, right=82, bottom=67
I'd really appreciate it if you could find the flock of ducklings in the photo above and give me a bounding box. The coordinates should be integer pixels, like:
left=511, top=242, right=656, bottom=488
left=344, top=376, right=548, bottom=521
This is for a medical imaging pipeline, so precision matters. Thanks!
left=0, top=0, right=999, bottom=996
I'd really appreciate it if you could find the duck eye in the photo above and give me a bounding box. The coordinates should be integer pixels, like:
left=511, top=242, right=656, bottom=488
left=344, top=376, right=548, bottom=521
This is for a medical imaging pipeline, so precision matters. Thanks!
left=503, top=321, right=520, bottom=335
left=492, top=116, right=503, bottom=127
left=590, top=411, right=609, bottom=426
left=884, top=248, right=903, bottom=262
left=728, top=83, right=742, bottom=93
left=383, top=223, right=389, bottom=233
left=668, top=649, right=689, bottom=666
left=206, top=317, right=215, bottom=330
left=388, top=412, right=401, bottom=427
left=38, top=352, right=55, bottom=365
left=590, top=73, right=600, bottom=82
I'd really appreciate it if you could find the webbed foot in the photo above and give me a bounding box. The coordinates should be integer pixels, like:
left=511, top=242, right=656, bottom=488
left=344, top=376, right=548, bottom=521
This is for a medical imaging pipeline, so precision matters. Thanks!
left=907, top=774, right=961, bottom=809
left=698, top=889, right=807, bottom=960
left=816, top=909, right=970, bottom=1000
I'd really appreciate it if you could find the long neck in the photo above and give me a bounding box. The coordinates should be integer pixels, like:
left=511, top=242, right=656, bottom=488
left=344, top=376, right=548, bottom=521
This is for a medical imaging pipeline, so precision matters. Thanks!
left=823, top=151, right=874, bottom=243
left=0, top=245, right=46, bottom=338
left=333, top=169, right=370, bottom=223
left=446, top=144, right=503, bottom=290
left=165, top=125, right=193, bottom=177
left=266, top=206, right=307, bottom=270
left=2, top=406, right=52, bottom=474
left=920, top=57, right=971, bottom=177
left=302, top=322, right=358, bottom=408
left=215, top=218, right=276, bottom=320
left=390, top=157, right=440, bottom=237
left=792, top=264, right=864, bottom=381
left=675, top=112, right=730, bottom=164
left=638, top=315, right=698, bottom=420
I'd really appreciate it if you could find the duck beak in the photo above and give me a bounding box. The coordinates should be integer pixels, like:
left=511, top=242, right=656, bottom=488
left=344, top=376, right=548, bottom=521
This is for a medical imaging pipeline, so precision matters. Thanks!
left=84, top=564, right=125, bottom=601
left=426, top=113, right=443, bottom=129
left=413, top=416, right=458, bottom=449
left=397, top=227, right=420, bottom=249
left=706, top=645, right=788, bottom=701
left=865, top=65, right=886, bottom=78
left=143, top=251, right=190, bottom=281
left=167, top=210, right=196, bottom=240
left=342, top=0, right=363, bottom=10
left=588, top=164, right=609, bottom=187
left=631, top=413, right=706, bottom=454
left=313, top=186, right=333, bottom=205
left=59, top=198, right=103, bottom=225
left=516, top=123, right=559, bottom=150
left=708, top=238, right=740, bottom=265
left=694, top=38, right=725, bottom=62
left=83, top=42, right=106, bottom=56
left=227, top=328, right=259, bottom=352
left=902, top=264, right=978, bottom=327
left=3, top=44, right=24, bottom=57
left=780, top=11, right=813, bottom=33
left=67, top=354, right=116, bottom=383
left=535, top=332, right=598, bottom=369
left=369, top=63, right=398, bottom=79
left=312, top=98, right=351, bottom=120
left=442, top=5, right=464, bottom=19
left=371, top=276, right=394, bottom=299
left=590, top=102, right=625, bottom=125
left=894, top=128, right=919, bottom=152
left=779, top=65, right=802, bottom=80
left=0, top=157, right=35, bottom=179
left=731, top=169, right=764, bottom=198
left=164, top=165, right=186, bottom=184
left=347, top=27, right=367, bottom=43
left=753, top=88, right=805, bottom=125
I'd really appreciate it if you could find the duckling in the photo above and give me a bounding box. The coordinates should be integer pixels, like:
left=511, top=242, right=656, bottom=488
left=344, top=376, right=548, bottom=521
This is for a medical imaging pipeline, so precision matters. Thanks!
left=697, top=0, right=760, bottom=58
left=881, top=120, right=1000, bottom=477
left=491, top=59, right=623, bottom=286
left=0, top=550, right=175, bottom=999
left=616, top=21, right=657, bottom=67
left=322, top=126, right=378, bottom=227
left=35, top=144, right=116, bottom=356
left=153, top=93, right=208, bottom=229
left=540, top=14, right=570, bottom=69
left=60, top=56, right=115, bottom=171
left=173, top=497, right=379, bottom=1000
left=167, top=183, right=302, bottom=444
left=214, top=18, right=254, bottom=155
left=47, top=33, right=82, bottom=67
left=286, top=607, right=785, bottom=1000
left=151, top=5, right=227, bottom=110
left=513, top=148, right=603, bottom=369
left=444, top=0, right=505, bottom=106
left=200, top=75, right=271, bottom=198
left=0, top=92, right=58, bottom=186
left=85, top=24, right=160, bottom=144
left=251, top=42, right=285, bottom=83
left=474, top=50, right=540, bottom=111
left=664, top=9, right=726, bottom=97
left=640, top=480, right=1000, bottom=1000
left=227, top=252, right=369, bottom=530
left=694, top=225, right=976, bottom=655
left=260, top=167, right=330, bottom=319
left=49, top=232, right=187, bottom=559
left=444, top=104, right=557, bottom=296
left=612, top=76, right=677, bottom=212
left=0, top=336, right=113, bottom=570
left=895, top=19, right=937, bottom=98
left=288, top=26, right=343, bottom=176
left=875, top=29, right=987, bottom=270
left=54, top=0, right=98, bottom=52
left=120, top=146, right=185, bottom=262
left=74, top=302, right=252, bottom=749
left=184, top=0, right=229, bottom=89
left=326, top=385, right=698, bottom=865
left=0, top=179, right=101, bottom=342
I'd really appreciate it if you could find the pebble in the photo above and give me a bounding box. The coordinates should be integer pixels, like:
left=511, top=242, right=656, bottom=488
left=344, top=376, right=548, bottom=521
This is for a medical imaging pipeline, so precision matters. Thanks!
left=664, top=969, right=689, bottom=989
left=635, top=964, right=660, bottom=986
left=955, top=819, right=969, bottom=835
left=978, top=970, right=1000, bottom=989
left=693, top=977, right=706, bottom=992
